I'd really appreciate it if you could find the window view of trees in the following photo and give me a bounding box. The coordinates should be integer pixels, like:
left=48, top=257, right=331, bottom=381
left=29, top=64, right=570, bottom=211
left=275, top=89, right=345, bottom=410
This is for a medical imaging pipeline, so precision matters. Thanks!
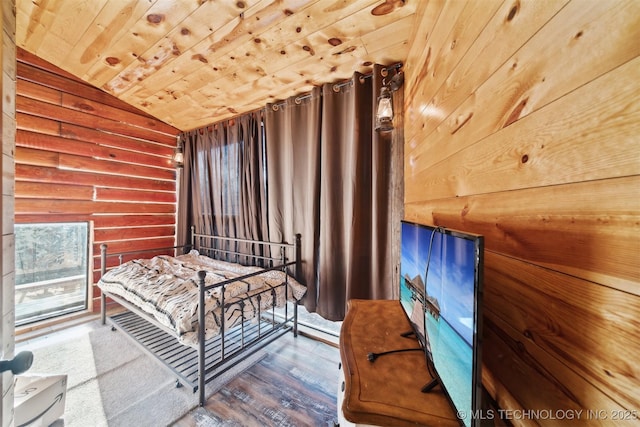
left=15, top=223, right=89, bottom=325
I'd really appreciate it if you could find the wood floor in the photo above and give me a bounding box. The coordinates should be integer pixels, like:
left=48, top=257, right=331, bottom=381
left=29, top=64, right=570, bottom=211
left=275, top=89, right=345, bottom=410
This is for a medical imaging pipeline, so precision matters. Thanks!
left=172, top=332, right=341, bottom=426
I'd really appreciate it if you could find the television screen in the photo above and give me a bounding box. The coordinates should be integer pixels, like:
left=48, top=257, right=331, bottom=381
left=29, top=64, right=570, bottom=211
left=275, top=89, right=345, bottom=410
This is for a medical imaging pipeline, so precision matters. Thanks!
left=400, top=220, right=484, bottom=427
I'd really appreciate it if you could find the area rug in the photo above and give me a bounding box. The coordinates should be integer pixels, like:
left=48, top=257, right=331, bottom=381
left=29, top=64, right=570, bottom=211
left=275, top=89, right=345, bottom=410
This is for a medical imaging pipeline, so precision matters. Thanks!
left=16, top=320, right=265, bottom=427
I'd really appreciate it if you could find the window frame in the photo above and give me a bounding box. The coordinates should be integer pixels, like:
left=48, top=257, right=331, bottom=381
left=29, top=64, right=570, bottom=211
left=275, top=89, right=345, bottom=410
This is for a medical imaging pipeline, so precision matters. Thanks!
left=14, top=221, right=92, bottom=326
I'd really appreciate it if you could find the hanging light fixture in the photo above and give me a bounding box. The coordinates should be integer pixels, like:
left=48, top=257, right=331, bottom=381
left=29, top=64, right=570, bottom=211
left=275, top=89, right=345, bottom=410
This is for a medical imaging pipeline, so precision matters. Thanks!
left=375, top=85, right=394, bottom=132
left=173, top=136, right=184, bottom=168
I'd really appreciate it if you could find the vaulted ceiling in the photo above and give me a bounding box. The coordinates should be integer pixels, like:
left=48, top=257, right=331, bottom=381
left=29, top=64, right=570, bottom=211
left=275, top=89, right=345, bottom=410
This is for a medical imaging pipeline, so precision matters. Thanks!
left=16, top=0, right=417, bottom=131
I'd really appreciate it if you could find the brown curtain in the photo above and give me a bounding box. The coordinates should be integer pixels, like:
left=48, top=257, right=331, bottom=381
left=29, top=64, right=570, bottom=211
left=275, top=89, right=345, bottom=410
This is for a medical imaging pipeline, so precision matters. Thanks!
left=179, top=65, right=401, bottom=320
left=265, top=88, right=322, bottom=311
left=265, top=65, right=397, bottom=320
left=316, top=66, right=394, bottom=320
left=177, top=111, right=268, bottom=255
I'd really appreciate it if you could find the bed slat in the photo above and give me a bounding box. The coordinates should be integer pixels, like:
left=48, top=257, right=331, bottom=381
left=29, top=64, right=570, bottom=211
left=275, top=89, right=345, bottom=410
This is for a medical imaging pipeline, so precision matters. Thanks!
left=109, top=310, right=292, bottom=394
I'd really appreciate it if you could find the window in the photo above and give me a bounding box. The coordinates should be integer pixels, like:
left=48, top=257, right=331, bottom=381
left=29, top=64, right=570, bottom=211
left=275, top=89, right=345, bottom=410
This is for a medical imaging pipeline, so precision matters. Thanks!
left=219, top=141, right=240, bottom=216
left=15, top=222, right=89, bottom=325
left=196, top=142, right=240, bottom=217
left=195, top=142, right=241, bottom=237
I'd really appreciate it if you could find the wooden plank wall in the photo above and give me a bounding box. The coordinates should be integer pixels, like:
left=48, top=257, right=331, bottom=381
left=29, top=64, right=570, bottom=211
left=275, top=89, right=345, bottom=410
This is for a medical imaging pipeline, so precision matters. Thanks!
left=1, top=0, right=16, bottom=424
left=403, top=1, right=639, bottom=425
left=14, top=48, right=179, bottom=312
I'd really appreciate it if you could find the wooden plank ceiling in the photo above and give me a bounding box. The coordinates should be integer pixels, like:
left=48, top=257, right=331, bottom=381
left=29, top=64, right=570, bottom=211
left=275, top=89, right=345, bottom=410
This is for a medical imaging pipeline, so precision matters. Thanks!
left=16, top=0, right=416, bottom=131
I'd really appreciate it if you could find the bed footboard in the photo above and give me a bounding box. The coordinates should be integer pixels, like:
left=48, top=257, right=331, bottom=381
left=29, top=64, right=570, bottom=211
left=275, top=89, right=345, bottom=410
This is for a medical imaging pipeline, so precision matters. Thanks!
left=98, top=231, right=303, bottom=407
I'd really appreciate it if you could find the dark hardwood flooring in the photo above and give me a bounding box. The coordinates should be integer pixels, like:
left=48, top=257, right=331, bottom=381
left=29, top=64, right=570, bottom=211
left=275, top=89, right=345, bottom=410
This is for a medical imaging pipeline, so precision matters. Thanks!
left=172, top=332, right=341, bottom=427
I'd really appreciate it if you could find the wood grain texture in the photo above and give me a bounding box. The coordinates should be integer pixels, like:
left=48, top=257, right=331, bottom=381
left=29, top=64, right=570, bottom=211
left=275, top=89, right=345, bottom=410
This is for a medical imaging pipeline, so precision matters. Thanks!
left=483, top=315, right=624, bottom=427
left=16, top=146, right=175, bottom=181
left=484, top=251, right=640, bottom=411
left=14, top=213, right=91, bottom=224
left=15, top=164, right=175, bottom=192
left=404, top=0, right=569, bottom=150
left=15, top=181, right=93, bottom=200
left=49, top=0, right=159, bottom=82
left=405, top=175, right=640, bottom=295
left=15, top=50, right=179, bottom=313
left=16, top=0, right=417, bottom=130
left=95, top=187, right=175, bottom=204
left=92, top=214, right=175, bottom=228
left=59, top=122, right=174, bottom=157
left=16, top=130, right=173, bottom=169
left=16, top=95, right=176, bottom=144
left=406, top=0, right=640, bottom=176
left=406, top=56, right=640, bottom=202
left=94, top=225, right=176, bottom=243
left=174, top=332, right=341, bottom=427
left=10, top=0, right=640, bottom=423
left=16, top=58, right=154, bottom=116
left=15, top=199, right=174, bottom=215
left=1, top=1, right=16, bottom=423
left=404, top=0, right=640, bottom=424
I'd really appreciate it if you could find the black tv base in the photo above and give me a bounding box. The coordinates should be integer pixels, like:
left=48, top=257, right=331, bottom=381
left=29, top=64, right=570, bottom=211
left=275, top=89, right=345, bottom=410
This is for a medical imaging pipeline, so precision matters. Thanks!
left=400, top=329, right=417, bottom=338
left=422, top=377, right=440, bottom=393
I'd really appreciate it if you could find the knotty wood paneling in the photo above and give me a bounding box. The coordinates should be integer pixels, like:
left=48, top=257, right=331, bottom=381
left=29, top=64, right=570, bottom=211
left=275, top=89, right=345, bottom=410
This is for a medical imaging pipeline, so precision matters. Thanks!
left=404, top=0, right=639, bottom=424
left=483, top=252, right=639, bottom=411
left=15, top=48, right=179, bottom=313
left=16, top=1, right=418, bottom=130
left=405, top=176, right=640, bottom=295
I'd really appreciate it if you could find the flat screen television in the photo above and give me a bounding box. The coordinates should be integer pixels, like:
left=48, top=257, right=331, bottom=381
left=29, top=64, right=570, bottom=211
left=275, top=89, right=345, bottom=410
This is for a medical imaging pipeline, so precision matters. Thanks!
left=399, top=220, right=484, bottom=427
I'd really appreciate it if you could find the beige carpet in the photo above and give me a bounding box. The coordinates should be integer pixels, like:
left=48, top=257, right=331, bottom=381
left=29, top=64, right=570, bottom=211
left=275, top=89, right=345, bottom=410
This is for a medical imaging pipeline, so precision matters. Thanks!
left=16, top=320, right=265, bottom=427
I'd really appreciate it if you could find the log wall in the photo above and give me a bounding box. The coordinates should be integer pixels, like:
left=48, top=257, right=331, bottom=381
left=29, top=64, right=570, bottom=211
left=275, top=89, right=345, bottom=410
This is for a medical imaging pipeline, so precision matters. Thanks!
left=15, top=48, right=179, bottom=312
left=403, top=1, right=639, bottom=425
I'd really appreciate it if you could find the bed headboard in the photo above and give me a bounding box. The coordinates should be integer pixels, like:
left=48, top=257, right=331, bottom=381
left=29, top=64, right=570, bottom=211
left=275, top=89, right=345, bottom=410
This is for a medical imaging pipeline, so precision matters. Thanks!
left=190, top=226, right=302, bottom=280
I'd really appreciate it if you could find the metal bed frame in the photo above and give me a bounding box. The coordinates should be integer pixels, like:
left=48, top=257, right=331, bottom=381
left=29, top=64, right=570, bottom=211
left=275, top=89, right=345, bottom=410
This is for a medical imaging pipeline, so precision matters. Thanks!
left=99, top=229, right=302, bottom=406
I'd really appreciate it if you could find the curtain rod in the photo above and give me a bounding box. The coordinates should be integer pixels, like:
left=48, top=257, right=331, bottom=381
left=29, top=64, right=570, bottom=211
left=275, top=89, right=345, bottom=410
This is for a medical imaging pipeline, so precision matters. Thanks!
left=271, top=62, right=402, bottom=109
left=182, top=63, right=403, bottom=131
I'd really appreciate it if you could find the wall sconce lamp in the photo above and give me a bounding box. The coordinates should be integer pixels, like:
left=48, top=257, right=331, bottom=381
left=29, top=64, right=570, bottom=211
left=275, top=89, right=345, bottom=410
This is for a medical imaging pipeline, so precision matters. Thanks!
left=375, top=85, right=394, bottom=132
left=173, top=136, right=184, bottom=168
left=375, top=69, right=404, bottom=133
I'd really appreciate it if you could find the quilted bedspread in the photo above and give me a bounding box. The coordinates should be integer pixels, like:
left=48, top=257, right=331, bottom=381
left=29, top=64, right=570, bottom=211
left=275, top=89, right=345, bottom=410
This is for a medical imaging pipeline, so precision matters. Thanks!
left=98, top=250, right=306, bottom=346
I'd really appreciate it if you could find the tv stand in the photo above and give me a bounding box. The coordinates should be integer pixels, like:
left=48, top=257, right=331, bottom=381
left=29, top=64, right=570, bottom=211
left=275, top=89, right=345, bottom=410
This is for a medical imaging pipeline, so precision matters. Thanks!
left=338, top=299, right=459, bottom=426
